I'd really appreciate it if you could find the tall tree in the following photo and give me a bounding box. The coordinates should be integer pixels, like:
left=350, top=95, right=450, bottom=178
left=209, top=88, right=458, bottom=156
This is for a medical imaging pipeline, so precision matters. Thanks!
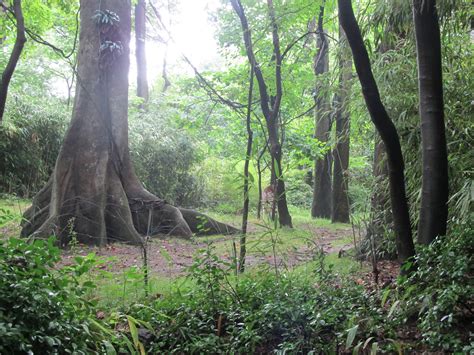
left=135, top=0, right=149, bottom=104
left=311, top=4, right=332, bottom=219
left=413, top=0, right=448, bottom=244
left=21, top=0, right=237, bottom=245
left=0, top=0, right=26, bottom=123
left=231, top=0, right=292, bottom=228
left=338, top=0, right=415, bottom=264
left=331, top=25, right=351, bottom=223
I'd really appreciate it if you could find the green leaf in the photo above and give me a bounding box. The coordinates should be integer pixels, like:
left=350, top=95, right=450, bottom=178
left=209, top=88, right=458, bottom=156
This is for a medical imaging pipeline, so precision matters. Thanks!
left=102, top=340, right=117, bottom=355
left=381, top=288, right=391, bottom=307
left=346, top=324, right=359, bottom=349
left=352, top=341, right=363, bottom=355
left=127, top=315, right=140, bottom=348
left=159, top=246, right=173, bottom=265
left=274, top=158, right=281, bottom=179
left=370, top=342, right=378, bottom=355
left=388, top=300, right=400, bottom=318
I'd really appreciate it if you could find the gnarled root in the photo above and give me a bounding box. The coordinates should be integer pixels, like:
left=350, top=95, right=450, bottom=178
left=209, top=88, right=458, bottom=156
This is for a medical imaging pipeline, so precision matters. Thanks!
left=22, top=180, right=240, bottom=245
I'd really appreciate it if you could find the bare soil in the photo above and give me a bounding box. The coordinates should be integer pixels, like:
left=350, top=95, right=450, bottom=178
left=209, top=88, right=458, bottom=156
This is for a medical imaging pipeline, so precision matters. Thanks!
left=59, top=223, right=355, bottom=277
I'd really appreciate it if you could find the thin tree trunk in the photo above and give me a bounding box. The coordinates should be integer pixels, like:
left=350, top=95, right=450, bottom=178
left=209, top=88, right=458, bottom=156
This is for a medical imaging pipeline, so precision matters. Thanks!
left=311, top=4, right=332, bottom=219
left=135, top=0, right=149, bottom=104
left=413, top=0, right=448, bottom=244
left=331, top=25, right=351, bottom=223
left=0, top=0, right=26, bottom=123
left=256, top=145, right=267, bottom=219
left=231, top=0, right=292, bottom=228
left=239, top=67, right=254, bottom=273
left=338, top=0, right=415, bottom=264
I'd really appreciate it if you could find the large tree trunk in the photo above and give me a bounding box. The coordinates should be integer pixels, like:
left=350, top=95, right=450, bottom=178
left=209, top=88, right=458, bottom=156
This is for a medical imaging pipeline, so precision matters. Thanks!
left=0, top=0, right=26, bottom=123
left=135, top=0, right=149, bottom=104
left=311, top=5, right=332, bottom=219
left=331, top=26, right=351, bottom=223
left=21, top=0, right=238, bottom=245
left=413, top=0, right=448, bottom=245
left=338, top=0, right=415, bottom=264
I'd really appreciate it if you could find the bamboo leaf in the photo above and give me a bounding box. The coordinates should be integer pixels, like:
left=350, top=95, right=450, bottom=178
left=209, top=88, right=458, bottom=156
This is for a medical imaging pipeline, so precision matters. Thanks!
left=102, top=340, right=117, bottom=355
left=346, top=324, right=359, bottom=349
left=127, top=315, right=140, bottom=348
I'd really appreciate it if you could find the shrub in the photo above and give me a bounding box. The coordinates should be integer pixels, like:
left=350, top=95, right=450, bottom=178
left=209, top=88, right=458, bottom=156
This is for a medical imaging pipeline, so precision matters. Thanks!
left=285, top=168, right=313, bottom=208
left=129, top=247, right=390, bottom=353
left=0, top=238, right=108, bottom=354
left=395, top=223, right=474, bottom=352
left=129, top=111, right=205, bottom=208
left=0, top=101, right=68, bottom=197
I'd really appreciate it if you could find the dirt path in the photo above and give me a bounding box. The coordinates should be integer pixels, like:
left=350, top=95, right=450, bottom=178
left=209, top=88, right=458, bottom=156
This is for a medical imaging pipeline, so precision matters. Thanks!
left=59, top=223, right=354, bottom=277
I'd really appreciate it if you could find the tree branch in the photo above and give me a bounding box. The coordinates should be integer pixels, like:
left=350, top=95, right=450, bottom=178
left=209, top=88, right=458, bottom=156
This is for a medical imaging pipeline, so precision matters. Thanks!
left=268, top=0, right=282, bottom=119
left=230, top=0, right=272, bottom=120
left=182, top=55, right=246, bottom=112
left=281, top=30, right=338, bottom=61
left=0, top=0, right=26, bottom=122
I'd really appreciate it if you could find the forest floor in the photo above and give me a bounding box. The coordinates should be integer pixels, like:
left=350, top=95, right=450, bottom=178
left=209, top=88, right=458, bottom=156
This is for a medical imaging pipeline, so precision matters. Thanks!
left=0, top=198, right=399, bottom=288
left=58, top=220, right=356, bottom=277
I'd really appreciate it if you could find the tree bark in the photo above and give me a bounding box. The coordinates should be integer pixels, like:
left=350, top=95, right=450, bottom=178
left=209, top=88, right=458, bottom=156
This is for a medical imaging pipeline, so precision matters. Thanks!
left=413, top=0, right=448, bottom=244
left=230, top=0, right=292, bottom=228
left=331, top=25, right=351, bottom=224
left=21, top=0, right=238, bottom=245
left=311, top=4, right=332, bottom=219
left=338, top=0, right=415, bottom=264
left=373, top=140, right=391, bottom=224
left=255, top=145, right=267, bottom=219
left=239, top=67, right=254, bottom=273
left=0, top=0, right=26, bottom=123
left=135, top=0, right=149, bottom=104
left=367, top=140, right=392, bottom=244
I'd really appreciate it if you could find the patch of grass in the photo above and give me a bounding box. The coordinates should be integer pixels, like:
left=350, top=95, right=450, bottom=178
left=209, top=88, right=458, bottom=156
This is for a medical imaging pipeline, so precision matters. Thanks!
left=292, top=252, right=365, bottom=277
left=0, top=197, right=31, bottom=237
left=0, top=196, right=30, bottom=214
left=204, top=226, right=314, bottom=258
left=288, top=205, right=351, bottom=230
left=92, top=272, right=194, bottom=309
left=206, top=206, right=351, bottom=231
left=202, top=210, right=242, bottom=226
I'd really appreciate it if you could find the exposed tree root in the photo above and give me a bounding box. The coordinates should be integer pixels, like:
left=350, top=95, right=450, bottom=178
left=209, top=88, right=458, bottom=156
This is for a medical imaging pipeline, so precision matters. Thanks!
left=21, top=175, right=240, bottom=246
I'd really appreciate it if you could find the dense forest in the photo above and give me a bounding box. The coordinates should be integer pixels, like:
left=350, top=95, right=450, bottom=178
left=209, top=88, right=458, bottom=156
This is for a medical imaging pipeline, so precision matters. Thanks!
left=0, top=0, right=472, bottom=353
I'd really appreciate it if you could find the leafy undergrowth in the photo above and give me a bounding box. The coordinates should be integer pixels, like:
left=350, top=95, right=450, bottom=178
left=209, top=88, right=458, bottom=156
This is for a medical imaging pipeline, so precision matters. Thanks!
left=1, top=222, right=472, bottom=354
left=122, top=225, right=473, bottom=354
